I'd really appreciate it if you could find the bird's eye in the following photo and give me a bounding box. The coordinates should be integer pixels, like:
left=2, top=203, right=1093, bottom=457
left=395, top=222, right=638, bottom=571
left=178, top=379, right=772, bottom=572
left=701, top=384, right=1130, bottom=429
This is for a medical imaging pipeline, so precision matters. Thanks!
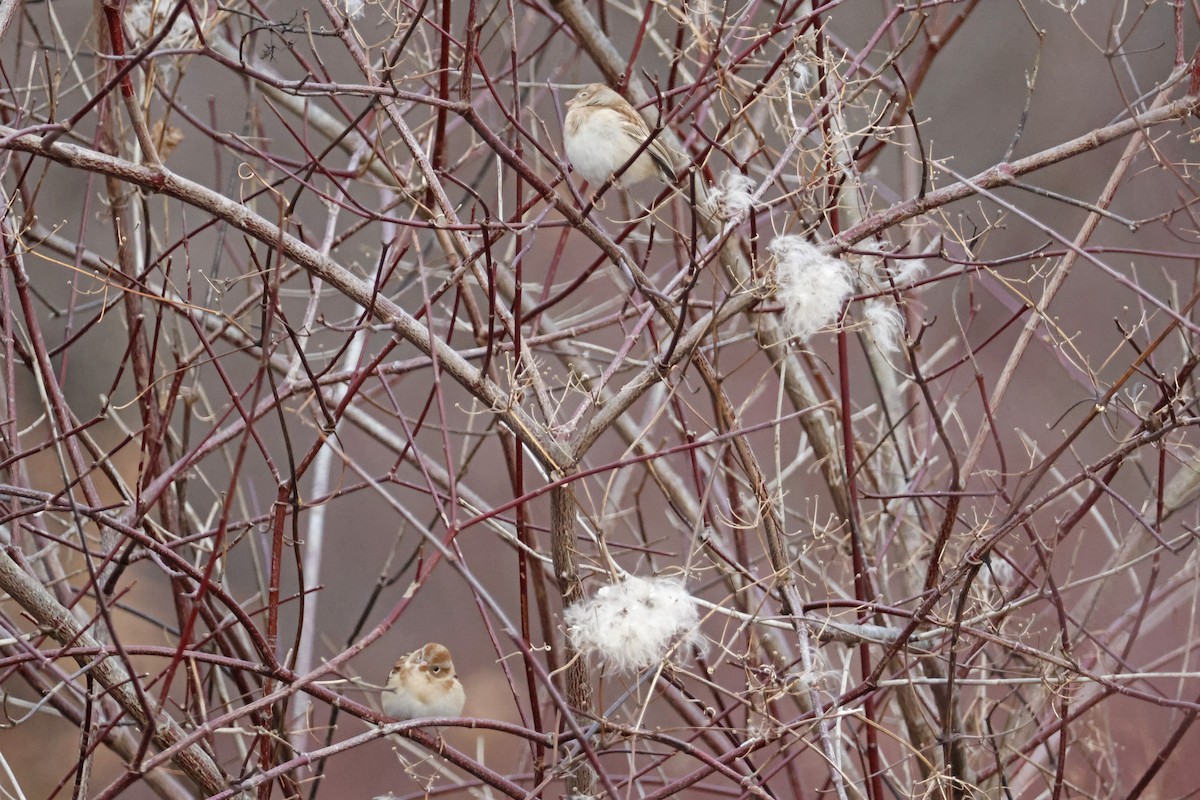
left=430, top=665, right=441, bottom=673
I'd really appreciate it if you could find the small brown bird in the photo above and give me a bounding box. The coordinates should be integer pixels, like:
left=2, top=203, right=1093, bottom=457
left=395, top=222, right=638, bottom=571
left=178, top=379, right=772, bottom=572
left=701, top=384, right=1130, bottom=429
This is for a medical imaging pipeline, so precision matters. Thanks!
left=382, top=642, right=466, bottom=720
left=563, top=83, right=677, bottom=186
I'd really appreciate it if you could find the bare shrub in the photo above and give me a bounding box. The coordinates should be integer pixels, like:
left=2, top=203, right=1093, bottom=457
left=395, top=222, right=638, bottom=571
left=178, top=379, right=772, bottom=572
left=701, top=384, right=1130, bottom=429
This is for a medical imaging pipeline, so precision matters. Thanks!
left=1, top=1, right=1199, bottom=798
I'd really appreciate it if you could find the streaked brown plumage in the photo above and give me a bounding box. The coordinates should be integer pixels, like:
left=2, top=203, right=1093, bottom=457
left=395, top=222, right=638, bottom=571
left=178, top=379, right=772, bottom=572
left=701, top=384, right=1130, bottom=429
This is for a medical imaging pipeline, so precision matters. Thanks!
left=564, top=83, right=677, bottom=185
left=382, top=642, right=465, bottom=720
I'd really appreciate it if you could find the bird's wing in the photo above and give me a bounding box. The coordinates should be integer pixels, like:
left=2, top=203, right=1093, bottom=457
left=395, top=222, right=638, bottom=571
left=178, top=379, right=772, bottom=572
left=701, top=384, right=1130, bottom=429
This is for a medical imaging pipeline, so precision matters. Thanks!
left=620, top=116, right=676, bottom=180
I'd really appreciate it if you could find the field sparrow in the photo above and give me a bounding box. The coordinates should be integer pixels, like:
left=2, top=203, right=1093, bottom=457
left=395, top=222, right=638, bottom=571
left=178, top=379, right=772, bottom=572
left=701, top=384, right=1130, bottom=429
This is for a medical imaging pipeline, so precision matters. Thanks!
left=382, top=643, right=466, bottom=720
left=563, top=83, right=678, bottom=186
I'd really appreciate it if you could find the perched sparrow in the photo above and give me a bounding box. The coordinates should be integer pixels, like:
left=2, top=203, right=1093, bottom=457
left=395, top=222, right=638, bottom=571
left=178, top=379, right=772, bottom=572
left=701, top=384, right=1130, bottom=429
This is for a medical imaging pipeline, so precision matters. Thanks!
left=563, top=83, right=677, bottom=186
left=382, top=642, right=466, bottom=720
